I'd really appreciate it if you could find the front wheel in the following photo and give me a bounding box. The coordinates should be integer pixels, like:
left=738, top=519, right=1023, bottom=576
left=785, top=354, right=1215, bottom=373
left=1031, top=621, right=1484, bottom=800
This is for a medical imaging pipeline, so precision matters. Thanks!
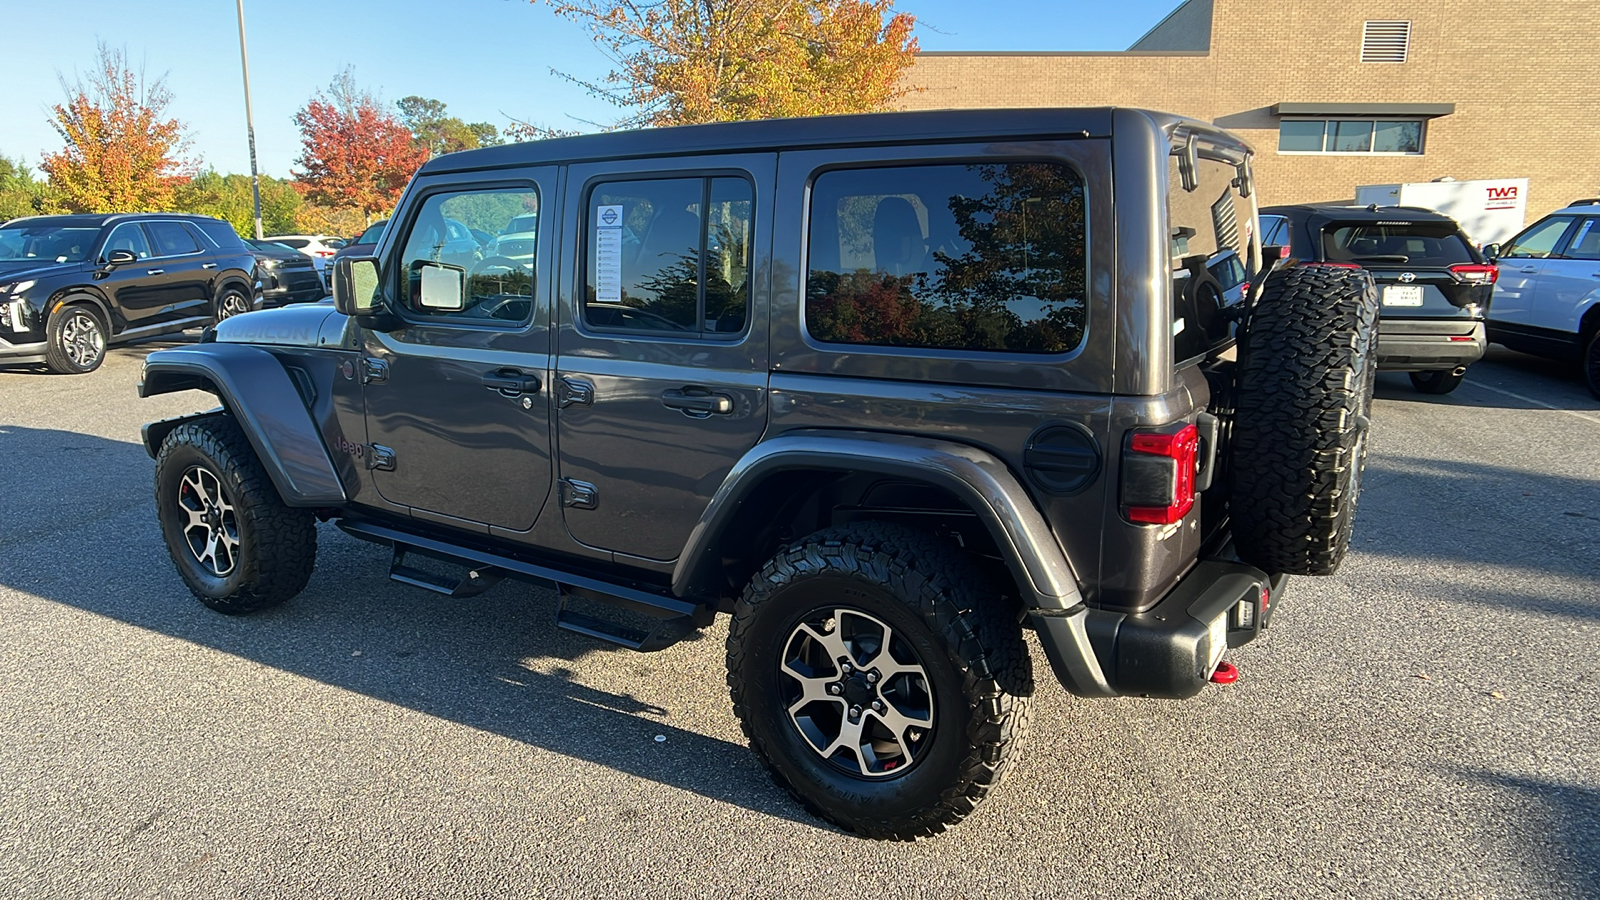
left=155, top=416, right=316, bottom=613
left=726, top=523, right=1032, bottom=840
left=1410, top=369, right=1465, bottom=394
left=45, top=305, right=107, bottom=374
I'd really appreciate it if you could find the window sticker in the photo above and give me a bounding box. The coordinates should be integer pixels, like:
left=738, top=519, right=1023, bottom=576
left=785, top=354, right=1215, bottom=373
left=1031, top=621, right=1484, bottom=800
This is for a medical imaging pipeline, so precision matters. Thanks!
left=595, top=204, right=624, bottom=303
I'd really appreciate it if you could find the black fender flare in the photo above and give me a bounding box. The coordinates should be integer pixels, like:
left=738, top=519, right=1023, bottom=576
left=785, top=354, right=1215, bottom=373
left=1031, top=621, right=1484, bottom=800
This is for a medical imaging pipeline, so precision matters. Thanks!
left=45, top=289, right=117, bottom=335
left=138, top=343, right=346, bottom=507
left=671, top=430, right=1112, bottom=696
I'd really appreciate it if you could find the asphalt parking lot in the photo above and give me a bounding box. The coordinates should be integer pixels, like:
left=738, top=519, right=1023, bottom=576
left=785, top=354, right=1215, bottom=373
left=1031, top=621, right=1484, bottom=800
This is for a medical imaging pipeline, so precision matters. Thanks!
left=1, top=342, right=1596, bottom=899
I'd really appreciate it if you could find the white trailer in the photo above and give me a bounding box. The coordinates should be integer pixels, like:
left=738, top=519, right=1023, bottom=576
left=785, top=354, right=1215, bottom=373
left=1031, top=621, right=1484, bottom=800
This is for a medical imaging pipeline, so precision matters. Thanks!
left=1354, top=178, right=1529, bottom=246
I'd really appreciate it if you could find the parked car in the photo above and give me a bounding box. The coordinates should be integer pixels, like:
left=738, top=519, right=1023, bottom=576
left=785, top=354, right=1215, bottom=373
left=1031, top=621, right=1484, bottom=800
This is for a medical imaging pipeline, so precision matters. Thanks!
left=264, top=234, right=343, bottom=283
left=140, top=108, right=1379, bottom=839
left=1261, top=203, right=1496, bottom=393
left=246, top=239, right=325, bottom=307
left=331, top=220, right=387, bottom=268
left=1482, top=203, right=1600, bottom=398
left=0, top=213, right=259, bottom=374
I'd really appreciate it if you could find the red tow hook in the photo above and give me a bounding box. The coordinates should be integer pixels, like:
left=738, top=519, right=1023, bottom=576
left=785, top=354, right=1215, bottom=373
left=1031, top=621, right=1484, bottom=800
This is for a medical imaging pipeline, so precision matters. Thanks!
left=1209, top=661, right=1239, bottom=684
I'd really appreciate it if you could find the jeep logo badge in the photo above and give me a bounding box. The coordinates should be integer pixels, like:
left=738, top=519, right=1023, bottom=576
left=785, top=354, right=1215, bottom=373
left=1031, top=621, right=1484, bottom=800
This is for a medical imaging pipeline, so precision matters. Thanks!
left=1398, top=272, right=1416, bottom=283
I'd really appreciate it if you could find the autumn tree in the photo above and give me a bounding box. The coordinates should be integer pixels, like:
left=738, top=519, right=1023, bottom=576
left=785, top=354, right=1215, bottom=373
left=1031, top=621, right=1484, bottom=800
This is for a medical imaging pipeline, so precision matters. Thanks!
left=397, top=96, right=501, bottom=155
left=543, top=0, right=918, bottom=127
left=40, top=43, right=192, bottom=213
left=293, top=70, right=429, bottom=222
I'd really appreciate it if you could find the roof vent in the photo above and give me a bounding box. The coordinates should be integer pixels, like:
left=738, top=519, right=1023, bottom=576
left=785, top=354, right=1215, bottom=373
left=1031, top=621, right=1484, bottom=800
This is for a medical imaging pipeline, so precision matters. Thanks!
left=1362, top=20, right=1411, bottom=63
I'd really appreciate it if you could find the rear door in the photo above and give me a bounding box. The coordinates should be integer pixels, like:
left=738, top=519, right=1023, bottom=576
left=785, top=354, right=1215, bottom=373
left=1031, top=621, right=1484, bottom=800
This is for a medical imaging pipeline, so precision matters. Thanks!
left=553, top=154, right=773, bottom=563
left=1490, top=215, right=1577, bottom=325
left=141, top=220, right=213, bottom=325
left=1526, top=216, right=1600, bottom=335
left=360, top=171, right=556, bottom=532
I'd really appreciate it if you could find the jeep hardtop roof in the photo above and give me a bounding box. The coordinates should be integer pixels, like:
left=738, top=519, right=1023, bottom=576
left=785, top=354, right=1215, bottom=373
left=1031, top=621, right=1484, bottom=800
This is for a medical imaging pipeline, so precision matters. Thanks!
left=421, top=107, right=1244, bottom=174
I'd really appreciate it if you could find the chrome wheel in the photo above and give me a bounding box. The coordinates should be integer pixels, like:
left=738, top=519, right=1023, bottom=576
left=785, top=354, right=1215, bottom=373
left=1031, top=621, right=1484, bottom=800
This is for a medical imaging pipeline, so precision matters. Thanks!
left=59, top=310, right=104, bottom=369
left=217, top=291, right=251, bottom=320
left=779, top=607, right=934, bottom=778
left=177, top=465, right=240, bottom=577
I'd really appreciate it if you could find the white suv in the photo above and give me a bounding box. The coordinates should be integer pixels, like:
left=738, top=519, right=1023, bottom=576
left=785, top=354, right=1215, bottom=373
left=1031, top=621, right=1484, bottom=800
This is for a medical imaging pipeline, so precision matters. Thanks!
left=1485, top=201, right=1600, bottom=397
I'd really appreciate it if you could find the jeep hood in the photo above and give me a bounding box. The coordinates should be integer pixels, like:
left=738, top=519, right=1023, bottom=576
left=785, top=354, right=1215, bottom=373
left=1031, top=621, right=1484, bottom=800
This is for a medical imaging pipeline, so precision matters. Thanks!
left=213, top=301, right=347, bottom=349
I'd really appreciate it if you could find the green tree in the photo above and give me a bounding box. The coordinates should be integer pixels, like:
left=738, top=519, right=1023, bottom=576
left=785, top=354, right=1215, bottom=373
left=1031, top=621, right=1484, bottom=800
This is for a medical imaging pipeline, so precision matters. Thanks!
left=396, top=96, right=502, bottom=155
left=543, top=0, right=919, bottom=127
left=0, top=156, right=54, bottom=222
left=172, top=171, right=303, bottom=236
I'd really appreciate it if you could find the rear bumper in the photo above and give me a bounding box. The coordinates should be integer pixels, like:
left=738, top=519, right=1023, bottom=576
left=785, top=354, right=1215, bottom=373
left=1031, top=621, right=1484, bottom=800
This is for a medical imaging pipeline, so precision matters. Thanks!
left=1032, top=555, right=1284, bottom=699
left=1376, top=319, right=1486, bottom=371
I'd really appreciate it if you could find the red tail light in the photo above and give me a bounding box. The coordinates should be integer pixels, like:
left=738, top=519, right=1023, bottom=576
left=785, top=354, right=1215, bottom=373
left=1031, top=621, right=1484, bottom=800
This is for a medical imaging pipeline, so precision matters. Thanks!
left=1449, top=263, right=1499, bottom=284
left=1123, top=423, right=1200, bottom=525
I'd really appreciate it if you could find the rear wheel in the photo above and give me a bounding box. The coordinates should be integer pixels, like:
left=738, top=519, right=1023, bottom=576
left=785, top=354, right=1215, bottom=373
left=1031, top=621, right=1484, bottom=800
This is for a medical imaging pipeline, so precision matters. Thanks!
left=215, top=287, right=252, bottom=320
left=726, top=522, right=1031, bottom=840
left=44, top=304, right=107, bottom=374
left=1409, top=369, right=1465, bottom=394
left=155, top=416, right=316, bottom=613
left=1228, top=265, right=1380, bottom=576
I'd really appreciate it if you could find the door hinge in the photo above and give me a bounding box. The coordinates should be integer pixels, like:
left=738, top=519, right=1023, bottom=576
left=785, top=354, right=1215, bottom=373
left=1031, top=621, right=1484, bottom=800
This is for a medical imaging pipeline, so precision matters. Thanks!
left=362, top=358, right=389, bottom=384
left=560, top=478, right=598, bottom=509
left=368, top=444, right=396, bottom=471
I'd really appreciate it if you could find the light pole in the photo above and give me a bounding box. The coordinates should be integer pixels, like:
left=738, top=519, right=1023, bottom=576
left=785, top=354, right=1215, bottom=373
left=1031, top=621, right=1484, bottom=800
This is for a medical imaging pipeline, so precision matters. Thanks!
left=235, top=0, right=263, bottom=240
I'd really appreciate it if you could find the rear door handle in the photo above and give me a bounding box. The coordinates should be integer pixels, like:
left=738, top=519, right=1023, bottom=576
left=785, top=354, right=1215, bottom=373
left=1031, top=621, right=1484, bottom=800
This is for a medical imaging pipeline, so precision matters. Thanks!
left=1519, top=267, right=1540, bottom=274
left=146, top=269, right=165, bottom=275
left=662, top=387, right=734, bottom=416
left=482, top=368, right=541, bottom=396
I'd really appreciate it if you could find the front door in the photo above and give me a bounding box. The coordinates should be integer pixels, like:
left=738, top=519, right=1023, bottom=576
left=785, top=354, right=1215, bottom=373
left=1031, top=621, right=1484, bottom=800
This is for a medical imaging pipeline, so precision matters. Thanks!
left=361, top=173, right=555, bottom=531
left=554, top=156, right=774, bottom=561
left=97, top=222, right=170, bottom=332
left=1526, top=216, right=1600, bottom=334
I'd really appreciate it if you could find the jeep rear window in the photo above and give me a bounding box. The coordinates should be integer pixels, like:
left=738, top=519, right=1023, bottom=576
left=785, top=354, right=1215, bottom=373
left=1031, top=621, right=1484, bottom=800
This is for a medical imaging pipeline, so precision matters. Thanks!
left=805, top=162, right=1086, bottom=354
left=1321, top=222, right=1473, bottom=266
left=1168, top=149, right=1249, bottom=364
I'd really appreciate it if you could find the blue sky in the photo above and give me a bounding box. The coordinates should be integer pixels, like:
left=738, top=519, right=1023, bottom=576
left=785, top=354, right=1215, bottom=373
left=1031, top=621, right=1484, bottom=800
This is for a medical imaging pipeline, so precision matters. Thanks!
left=0, top=0, right=1183, bottom=177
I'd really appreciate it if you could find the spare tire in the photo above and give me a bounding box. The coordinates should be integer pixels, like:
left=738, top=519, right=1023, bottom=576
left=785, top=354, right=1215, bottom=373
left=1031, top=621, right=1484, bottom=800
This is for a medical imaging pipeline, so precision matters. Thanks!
left=1228, top=265, right=1379, bottom=576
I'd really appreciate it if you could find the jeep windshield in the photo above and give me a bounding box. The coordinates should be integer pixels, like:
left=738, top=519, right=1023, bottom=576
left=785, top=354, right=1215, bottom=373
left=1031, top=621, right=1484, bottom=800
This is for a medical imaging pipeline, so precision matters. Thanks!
left=0, top=225, right=100, bottom=264
left=1322, top=222, right=1472, bottom=267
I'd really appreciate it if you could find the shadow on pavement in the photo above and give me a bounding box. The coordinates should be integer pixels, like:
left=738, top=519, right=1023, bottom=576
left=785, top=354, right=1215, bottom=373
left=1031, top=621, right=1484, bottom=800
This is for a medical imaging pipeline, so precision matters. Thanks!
left=1373, top=347, right=1598, bottom=413
left=0, top=424, right=814, bottom=830
left=1457, top=768, right=1600, bottom=899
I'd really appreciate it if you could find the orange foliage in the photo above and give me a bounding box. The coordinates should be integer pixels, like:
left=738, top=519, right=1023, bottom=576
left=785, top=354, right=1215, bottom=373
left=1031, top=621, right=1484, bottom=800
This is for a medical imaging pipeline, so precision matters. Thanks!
left=545, top=0, right=919, bottom=127
left=292, top=71, right=430, bottom=221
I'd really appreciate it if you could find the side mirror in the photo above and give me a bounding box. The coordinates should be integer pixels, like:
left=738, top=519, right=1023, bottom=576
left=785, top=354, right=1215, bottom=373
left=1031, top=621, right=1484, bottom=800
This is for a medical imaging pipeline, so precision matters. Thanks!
left=1481, top=243, right=1501, bottom=261
left=104, top=249, right=137, bottom=267
left=332, top=256, right=382, bottom=316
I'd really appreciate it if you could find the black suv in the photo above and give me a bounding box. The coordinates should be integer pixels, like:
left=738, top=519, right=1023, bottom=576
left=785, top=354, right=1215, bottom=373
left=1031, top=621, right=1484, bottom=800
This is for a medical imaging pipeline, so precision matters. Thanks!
left=140, top=109, right=1379, bottom=839
left=0, top=213, right=260, bottom=374
left=1261, top=204, right=1496, bottom=393
left=247, top=239, right=326, bottom=308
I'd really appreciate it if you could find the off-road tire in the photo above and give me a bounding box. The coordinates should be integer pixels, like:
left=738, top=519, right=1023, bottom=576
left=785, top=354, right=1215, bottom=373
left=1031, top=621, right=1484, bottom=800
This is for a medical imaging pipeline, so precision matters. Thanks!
left=1584, top=329, right=1600, bottom=401
left=726, top=522, right=1032, bottom=840
left=1410, top=370, right=1465, bottom=394
left=1229, top=265, right=1379, bottom=576
left=44, top=303, right=107, bottom=374
left=155, top=416, right=316, bottom=613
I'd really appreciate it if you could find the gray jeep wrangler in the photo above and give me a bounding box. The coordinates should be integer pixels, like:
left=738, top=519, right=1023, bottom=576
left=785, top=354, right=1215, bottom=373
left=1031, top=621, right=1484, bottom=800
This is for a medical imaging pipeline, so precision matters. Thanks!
left=140, top=108, right=1378, bottom=840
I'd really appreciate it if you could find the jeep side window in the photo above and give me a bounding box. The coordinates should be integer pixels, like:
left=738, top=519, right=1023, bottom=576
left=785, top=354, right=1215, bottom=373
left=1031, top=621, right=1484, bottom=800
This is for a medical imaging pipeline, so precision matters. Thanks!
left=396, top=187, right=540, bottom=322
left=583, top=176, right=753, bottom=336
left=805, top=163, right=1087, bottom=354
left=101, top=222, right=153, bottom=261
left=1501, top=216, right=1575, bottom=259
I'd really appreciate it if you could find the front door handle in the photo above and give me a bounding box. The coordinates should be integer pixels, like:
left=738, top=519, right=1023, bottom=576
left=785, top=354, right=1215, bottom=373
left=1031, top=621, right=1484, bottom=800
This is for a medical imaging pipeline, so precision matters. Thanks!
left=146, top=269, right=165, bottom=275
left=202, top=262, right=218, bottom=269
left=482, top=368, right=541, bottom=396
left=1519, top=267, right=1540, bottom=274
left=662, top=387, right=734, bottom=416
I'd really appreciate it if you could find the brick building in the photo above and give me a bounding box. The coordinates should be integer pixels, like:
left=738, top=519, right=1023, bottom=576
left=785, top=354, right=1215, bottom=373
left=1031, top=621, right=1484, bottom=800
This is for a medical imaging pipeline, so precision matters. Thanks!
left=901, top=0, right=1599, bottom=221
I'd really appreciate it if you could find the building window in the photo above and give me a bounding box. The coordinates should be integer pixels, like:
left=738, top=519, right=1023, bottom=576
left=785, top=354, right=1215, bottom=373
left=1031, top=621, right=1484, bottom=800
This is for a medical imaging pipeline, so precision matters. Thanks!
left=1278, top=119, right=1424, bottom=155
left=1361, top=20, right=1411, bottom=63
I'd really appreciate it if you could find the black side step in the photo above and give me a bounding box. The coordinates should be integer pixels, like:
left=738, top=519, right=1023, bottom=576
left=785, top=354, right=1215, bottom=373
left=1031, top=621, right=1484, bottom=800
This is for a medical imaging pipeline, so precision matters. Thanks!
left=338, top=519, right=710, bottom=652
left=388, top=544, right=505, bottom=598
